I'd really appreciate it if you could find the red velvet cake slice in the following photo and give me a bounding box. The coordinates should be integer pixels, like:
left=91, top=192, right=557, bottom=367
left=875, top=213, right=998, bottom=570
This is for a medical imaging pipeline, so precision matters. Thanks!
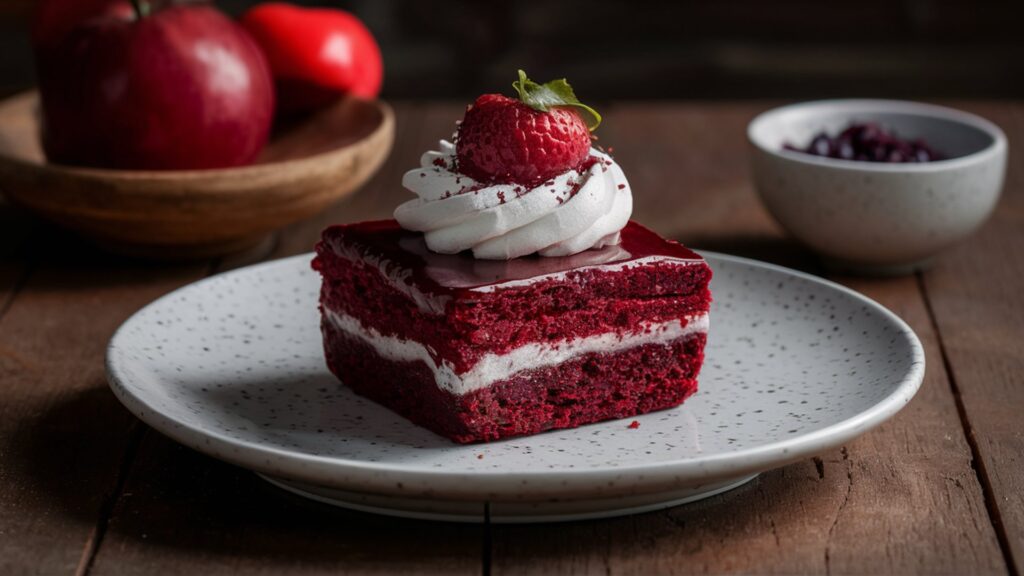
left=313, top=220, right=712, bottom=444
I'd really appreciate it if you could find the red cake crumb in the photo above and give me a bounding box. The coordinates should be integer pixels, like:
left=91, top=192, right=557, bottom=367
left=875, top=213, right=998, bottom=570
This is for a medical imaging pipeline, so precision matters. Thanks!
left=628, top=420, right=640, bottom=429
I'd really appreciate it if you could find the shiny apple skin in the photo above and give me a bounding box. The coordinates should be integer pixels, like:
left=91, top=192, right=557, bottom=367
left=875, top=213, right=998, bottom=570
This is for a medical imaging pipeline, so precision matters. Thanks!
left=37, top=5, right=275, bottom=170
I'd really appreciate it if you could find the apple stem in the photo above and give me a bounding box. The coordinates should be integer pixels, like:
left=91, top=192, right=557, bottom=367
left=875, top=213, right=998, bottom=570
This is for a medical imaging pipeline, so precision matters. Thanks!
left=129, top=0, right=150, bottom=19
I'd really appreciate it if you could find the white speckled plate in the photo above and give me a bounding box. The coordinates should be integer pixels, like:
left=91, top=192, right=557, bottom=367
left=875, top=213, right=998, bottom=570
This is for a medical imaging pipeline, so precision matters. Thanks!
left=107, top=252, right=924, bottom=523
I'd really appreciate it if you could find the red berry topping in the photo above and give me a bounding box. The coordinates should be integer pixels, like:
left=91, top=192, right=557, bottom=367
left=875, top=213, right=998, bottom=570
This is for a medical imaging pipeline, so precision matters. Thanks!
left=455, top=71, right=602, bottom=186
left=456, top=95, right=590, bottom=185
left=783, top=122, right=945, bottom=163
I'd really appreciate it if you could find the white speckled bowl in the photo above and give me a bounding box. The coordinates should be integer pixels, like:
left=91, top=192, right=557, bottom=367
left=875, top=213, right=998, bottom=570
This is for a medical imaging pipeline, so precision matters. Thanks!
left=748, top=100, right=1007, bottom=275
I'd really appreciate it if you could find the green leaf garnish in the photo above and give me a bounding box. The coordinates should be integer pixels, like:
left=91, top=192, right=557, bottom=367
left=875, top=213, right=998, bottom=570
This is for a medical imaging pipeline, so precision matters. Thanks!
left=511, top=69, right=602, bottom=131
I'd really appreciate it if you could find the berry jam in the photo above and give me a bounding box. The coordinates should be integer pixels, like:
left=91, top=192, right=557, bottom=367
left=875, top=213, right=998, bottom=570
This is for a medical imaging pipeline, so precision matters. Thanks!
left=784, top=122, right=944, bottom=163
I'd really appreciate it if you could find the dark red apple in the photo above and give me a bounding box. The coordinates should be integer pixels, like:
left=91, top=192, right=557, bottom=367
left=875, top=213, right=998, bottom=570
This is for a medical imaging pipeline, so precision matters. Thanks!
left=31, top=0, right=129, bottom=53
left=35, top=2, right=275, bottom=170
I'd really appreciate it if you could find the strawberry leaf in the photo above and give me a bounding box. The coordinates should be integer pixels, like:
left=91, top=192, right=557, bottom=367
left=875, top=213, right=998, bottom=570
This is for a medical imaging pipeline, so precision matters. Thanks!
left=512, top=69, right=602, bottom=131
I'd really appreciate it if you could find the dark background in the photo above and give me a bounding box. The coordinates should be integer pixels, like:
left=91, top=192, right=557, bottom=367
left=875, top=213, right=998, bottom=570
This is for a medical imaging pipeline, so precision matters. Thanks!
left=2, top=0, right=1024, bottom=100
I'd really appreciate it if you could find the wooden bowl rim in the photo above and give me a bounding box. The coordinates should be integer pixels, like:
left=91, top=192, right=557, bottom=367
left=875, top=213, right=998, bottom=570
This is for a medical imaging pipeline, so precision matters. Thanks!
left=0, top=90, right=395, bottom=186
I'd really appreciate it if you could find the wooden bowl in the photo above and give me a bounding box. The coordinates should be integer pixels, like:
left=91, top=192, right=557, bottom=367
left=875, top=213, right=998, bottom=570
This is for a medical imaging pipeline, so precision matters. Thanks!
left=0, top=91, right=394, bottom=258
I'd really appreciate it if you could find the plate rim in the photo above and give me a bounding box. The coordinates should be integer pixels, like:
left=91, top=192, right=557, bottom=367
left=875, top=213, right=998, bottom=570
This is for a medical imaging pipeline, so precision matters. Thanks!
left=106, top=251, right=925, bottom=496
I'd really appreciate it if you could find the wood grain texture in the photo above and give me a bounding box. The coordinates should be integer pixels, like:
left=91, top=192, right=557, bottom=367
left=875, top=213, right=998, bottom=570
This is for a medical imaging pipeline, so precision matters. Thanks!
left=86, top=430, right=483, bottom=576
left=490, top=103, right=1007, bottom=575
left=919, top=102, right=1024, bottom=574
left=0, top=230, right=210, bottom=575
left=0, top=101, right=1018, bottom=575
left=85, top=103, right=484, bottom=576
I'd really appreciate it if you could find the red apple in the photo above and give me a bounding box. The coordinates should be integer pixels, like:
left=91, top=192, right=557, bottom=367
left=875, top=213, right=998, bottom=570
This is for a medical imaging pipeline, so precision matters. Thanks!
left=35, top=2, right=275, bottom=170
left=31, top=0, right=130, bottom=53
left=241, top=3, right=383, bottom=113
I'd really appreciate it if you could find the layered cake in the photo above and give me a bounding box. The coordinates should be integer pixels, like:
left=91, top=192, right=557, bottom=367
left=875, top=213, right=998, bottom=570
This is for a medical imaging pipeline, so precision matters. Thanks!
left=313, top=72, right=712, bottom=443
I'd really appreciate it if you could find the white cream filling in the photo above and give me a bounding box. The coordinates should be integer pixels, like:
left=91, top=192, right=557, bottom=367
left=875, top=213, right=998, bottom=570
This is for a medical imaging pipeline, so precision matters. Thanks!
left=325, top=309, right=709, bottom=396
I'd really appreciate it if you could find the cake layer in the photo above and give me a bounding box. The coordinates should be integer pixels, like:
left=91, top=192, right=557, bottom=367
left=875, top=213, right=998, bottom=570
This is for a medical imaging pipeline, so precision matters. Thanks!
left=319, top=260, right=707, bottom=373
left=322, top=319, right=707, bottom=444
left=314, top=220, right=712, bottom=373
left=325, top=308, right=708, bottom=394
left=317, top=220, right=705, bottom=298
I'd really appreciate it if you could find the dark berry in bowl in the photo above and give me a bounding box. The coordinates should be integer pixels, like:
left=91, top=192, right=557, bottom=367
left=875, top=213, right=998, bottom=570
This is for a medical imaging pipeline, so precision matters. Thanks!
left=784, top=122, right=945, bottom=163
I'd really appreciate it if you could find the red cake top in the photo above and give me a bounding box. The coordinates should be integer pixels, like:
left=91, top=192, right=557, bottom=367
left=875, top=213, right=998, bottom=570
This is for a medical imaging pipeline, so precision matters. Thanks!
left=316, top=219, right=703, bottom=300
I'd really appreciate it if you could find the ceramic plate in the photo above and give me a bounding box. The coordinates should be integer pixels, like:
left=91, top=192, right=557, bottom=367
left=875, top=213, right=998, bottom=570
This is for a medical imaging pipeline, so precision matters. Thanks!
left=107, top=252, right=924, bottom=523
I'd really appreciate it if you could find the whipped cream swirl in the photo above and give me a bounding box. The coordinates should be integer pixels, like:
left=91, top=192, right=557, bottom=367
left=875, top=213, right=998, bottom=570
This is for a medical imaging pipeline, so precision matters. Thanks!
left=394, top=140, right=633, bottom=260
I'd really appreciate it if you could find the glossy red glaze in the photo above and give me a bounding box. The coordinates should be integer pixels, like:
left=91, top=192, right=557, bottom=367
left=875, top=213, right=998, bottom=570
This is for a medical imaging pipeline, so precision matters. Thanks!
left=36, top=4, right=275, bottom=170
left=315, top=219, right=703, bottom=297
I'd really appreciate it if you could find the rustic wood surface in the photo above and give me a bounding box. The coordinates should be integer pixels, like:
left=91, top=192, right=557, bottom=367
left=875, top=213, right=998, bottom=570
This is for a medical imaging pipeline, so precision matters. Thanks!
left=0, top=101, right=1020, bottom=575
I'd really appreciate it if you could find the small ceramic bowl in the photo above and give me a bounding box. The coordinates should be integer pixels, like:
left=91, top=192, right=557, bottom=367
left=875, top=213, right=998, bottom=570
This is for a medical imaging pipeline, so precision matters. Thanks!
left=748, top=99, right=1006, bottom=274
left=0, top=91, right=394, bottom=259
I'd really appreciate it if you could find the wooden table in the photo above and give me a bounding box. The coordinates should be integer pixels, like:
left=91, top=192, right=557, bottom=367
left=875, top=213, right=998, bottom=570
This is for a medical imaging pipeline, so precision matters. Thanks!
left=1, top=102, right=1020, bottom=575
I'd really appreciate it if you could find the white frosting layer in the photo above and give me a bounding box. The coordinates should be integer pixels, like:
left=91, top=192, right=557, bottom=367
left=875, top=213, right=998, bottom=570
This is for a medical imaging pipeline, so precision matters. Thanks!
left=394, top=140, right=633, bottom=260
left=326, top=309, right=709, bottom=396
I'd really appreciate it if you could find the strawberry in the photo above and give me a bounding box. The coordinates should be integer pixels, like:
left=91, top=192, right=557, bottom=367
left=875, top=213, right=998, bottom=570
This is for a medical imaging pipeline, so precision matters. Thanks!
left=456, top=70, right=602, bottom=186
